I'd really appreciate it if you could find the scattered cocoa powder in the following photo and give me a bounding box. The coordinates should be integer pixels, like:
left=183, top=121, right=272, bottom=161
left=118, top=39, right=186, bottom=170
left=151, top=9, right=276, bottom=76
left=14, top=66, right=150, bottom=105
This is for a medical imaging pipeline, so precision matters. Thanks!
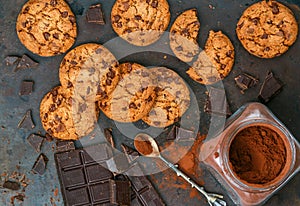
left=229, top=126, right=287, bottom=184
left=134, top=136, right=153, bottom=156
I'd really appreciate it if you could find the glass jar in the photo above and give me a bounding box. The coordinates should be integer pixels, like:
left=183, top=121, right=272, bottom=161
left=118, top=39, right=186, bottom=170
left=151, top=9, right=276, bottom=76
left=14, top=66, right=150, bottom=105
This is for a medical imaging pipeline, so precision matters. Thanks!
left=200, top=102, right=300, bottom=206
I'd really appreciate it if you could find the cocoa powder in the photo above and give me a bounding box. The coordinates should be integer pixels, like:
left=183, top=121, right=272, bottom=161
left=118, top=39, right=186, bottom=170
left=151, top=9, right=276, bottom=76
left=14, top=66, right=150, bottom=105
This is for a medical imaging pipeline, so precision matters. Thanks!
left=134, top=138, right=153, bottom=156
left=229, top=126, right=287, bottom=184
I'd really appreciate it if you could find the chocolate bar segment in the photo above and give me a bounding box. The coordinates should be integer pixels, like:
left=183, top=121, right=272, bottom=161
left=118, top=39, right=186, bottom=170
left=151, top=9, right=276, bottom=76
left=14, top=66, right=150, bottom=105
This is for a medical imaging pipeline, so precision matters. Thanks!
left=19, top=80, right=34, bottom=96
left=56, top=140, right=75, bottom=153
left=55, top=144, right=114, bottom=205
left=204, top=87, right=231, bottom=116
left=26, top=133, right=45, bottom=153
left=166, top=125, right=195, bottom=141
left=258, top=71, right=283, bottom=103
left=86, top=4, right=105, bottom=24
left=110, top=179, right=131, bottom=206
left=234, top=73, right=258, bottom=92
left=18, top=110, right=35, bottom=129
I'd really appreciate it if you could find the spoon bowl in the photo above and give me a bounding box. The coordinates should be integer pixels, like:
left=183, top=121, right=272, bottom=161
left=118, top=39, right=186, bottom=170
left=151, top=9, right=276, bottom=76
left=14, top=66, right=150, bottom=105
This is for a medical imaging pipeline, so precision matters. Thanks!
left=134, top=133, right=160, bottom=157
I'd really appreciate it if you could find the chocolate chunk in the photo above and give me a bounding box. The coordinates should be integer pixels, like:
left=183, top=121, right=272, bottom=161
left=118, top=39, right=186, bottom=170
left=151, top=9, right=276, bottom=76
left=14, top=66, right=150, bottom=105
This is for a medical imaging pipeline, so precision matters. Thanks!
left=15, top=54, right=38, bottom=71
left=258, top=71, right=283, bottom=103
left=45, top=133, right=54, bottom=142
left=109, top=180, right=131, bottom=206
left=271, top=2, right=279, bottom=14
left=104, top=128, right=115, bottom=148
left=61, top=11, right=68, bottom=18
left=204, top=87, right=231, bottom=116
left=167, top=125, right=195, bottom=141
left=86, top=4, right=105, bottom=25
left=32, top=154, right=48, bottom=175
left=261, top=33, right=268, bottom=39
left=18, top=110, right=35, bottom=129
left=234, top=73, right=258, bottom=91
left=55, top=144, right=114, bottom=205
left=3, top=180, right=20, bottom=190
left=56, top=140, right=75, bottom=153
left=4, top=56, right=20, bottom=66
left=27, top=134, right=45, bottom=153
left=19, top=80, right=34, bottom=96
left=121, top=144, right=140, bottom=163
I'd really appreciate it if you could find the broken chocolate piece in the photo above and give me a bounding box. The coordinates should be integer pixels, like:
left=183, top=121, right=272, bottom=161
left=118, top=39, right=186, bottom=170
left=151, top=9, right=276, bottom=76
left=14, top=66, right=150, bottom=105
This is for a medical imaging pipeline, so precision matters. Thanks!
left=258, top=71, right=283, bottom=103
left=19, top=80, right=34, bottom=96
left=109, top=179, right=131, bottom=206
left=17, top=110, right=35, bottom=129
left=32, top=154, right=48, bottom=175
left=4, top=56, right=20, bottom=66
left=121, top=143, right=140, bottom=163
left=104, top=128, right=115, bottom=148
left=86, top=4, right=105, bottom=24
left=15, top=54, right=38, bottom=71
left=26, top=133, right=45, bottom=153
left=56, top=140, right=75, bottom=153
left=234, top=73, right=258, bottom=91
left=3, top=180, right=21, bottom=190
left=204, top=87, right=231, bottom=116
left=167, top=125, right=195, bottom=141
left=55, top=144, right=114, bottom=205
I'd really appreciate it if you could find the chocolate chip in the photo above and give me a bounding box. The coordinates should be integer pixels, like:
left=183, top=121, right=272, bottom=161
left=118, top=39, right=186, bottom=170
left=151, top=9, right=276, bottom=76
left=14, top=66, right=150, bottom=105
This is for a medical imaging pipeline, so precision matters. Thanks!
left=175, top=46, right=183, bottom=51
left=271, top=2, right=279, bottom=14
left=23, top=6, right=30, bottom=14
left=70, top=60, right=77, bottom=65
left=151, top=0, right=158, bottom=8
left=67, top=81, right=73, bottom=88
left=95, top=48, right=103, bottom=54
left=123, top=2, right=130, bottom=10
left=146, top=96, right=153, bottom=102
left=50, top=0, right=57, bottom=6
left=51, top=89, right=58, bottom=96
left=22, top=22, right=26, bottom=28
left=238, top=21, right=244, bottom=29
left=146, top=0, right=151, bottom=3
left=247, top=27, right=254, bottom=34
left=53, top=33, right=59, bottom=39
left=135, top=15, right=142, bottom=20
left=106, top=79, right=112, bottom=85
left=124, top=28, right=132, bottom=33
left=86, top=86, right=91, bottom=95
left=276, top=30, right=284, bottom=37
left=69, top=15, right=76, bottom=24
left=43, top=113, right=48, bottom=120
left=55, top=124, right=65, bottom=132
left=56, top=99, right=61, bottom=106
left=221, top=64, right=226, bottom=70
left=49, top=104, right=56, bottom=112
left=252, top=17, right=260, bottom=25
left=79, top=103, right=87, bottom=112
left=62, top=11, right=68, bottom=18
left=43, top=32, right=50, bottom=41
left=47, top=129, right=53, bottom=135
left=261, top=33, right=268, bottom=39
left=182, top=28, right=189, bottom=35
left=226, top=50, right=233, bottom=57
left=265, top=47, right=270, bottom=51
left=114, top=15, right=121, bottom=23
left=129, top=102, right=137, bottom=109
left=214, top=57, right=220, bottom=63
left=107, top=69, right=115, bottom=78
left=64, top=33, right=70, bottom=39
left=141, top=71, right=149, bottom=77
left=117, top=22, right=122, bottom=28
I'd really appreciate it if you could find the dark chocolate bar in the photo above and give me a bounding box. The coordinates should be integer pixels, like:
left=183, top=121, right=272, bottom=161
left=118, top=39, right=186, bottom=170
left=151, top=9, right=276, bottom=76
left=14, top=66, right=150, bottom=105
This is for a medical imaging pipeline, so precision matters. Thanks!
left=19, top=80, right=34, bottom=96
left=55, top=144, right=115, bottom=205
left=258, top=71, right=283, bottom=103
left=234, top=73, right=258, bottom=91
left=15, top=54, right=38, bottom=71
left=26, top=133, right=45, bottom=153
left=204, top=87, right=231, bottom=116
left=86, top=4, right=105, bottom=25
left=166, top=125, right=195, bottom=141
left=56, top=140, right=75, bottom=153
left=32, top=154, right=48, bottom=175
left=17, top=110, right=35, bottom=129
left=109, top=179, right=131, bottom=206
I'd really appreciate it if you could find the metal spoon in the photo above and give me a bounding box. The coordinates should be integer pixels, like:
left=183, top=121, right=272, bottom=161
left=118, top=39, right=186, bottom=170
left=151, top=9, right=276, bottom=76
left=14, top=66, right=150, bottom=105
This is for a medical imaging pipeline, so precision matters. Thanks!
left=134, top=133, right=227, bottom=206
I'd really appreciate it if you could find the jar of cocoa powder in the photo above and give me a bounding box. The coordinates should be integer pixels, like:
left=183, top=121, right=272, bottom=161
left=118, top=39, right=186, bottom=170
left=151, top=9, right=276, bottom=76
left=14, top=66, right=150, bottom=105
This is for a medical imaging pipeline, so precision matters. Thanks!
left=200, top=102, right=300, bottom=206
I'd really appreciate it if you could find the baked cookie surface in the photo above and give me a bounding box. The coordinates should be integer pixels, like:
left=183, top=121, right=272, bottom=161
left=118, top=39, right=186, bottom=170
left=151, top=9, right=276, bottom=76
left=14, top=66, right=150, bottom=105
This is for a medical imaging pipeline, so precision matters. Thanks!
left=187, top=30, right=235, bottom=85
left=99, top=63, right=157, bottom=122
left=143, top=67, right=190, bottom=127
left=236, top=0, right=298, bottom=58
left=111, top=0, right=170, bottom=46
left=40, top=86, right=98, bottom=140
left=170, top=9, right=200, bottom=62
left=59, top=43, right=120, bottom=101
left=16, top=0, right=77, bottom=57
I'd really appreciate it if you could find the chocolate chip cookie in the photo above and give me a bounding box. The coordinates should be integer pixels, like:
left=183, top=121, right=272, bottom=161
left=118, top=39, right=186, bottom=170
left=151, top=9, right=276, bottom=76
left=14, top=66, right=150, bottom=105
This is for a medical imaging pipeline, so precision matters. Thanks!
left=99, top=63, right=157, bottom=122
left=16, top=0, right=77, bottom=57
left=111, top=0, right=170, bottom=46
left=187, top=30, right=235, bottom=85
left=170, top=9, right=200, bottom=62
left=236, top=0, right=298, bottom=58
left=59, top=43, right=120, bottom=101
left=40, top=86, right=99, bottom=140
left=142, top=67, right=190, bottom=127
